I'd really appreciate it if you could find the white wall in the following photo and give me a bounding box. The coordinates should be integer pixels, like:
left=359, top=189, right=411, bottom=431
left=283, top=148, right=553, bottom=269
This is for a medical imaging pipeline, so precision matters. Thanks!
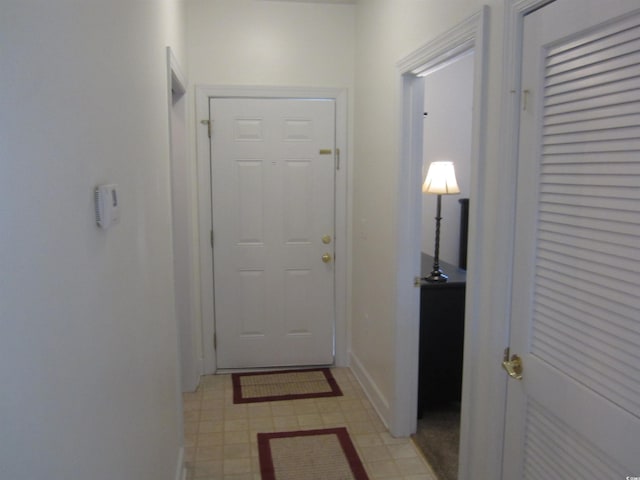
left=421, top=52, right=474, bottom=266
left=0, top=2, right=186, bottom=480
left=353, top=1, right=516, bottom=478
left=351, top=0, right=480, bottom=427
left=187, top=0, right=355, bottom=87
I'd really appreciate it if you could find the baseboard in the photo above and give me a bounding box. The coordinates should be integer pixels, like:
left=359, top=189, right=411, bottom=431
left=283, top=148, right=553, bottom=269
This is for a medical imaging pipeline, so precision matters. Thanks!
left=349, top=351, right=391, bottom=430
left=175, top=446, right=186, bottom=480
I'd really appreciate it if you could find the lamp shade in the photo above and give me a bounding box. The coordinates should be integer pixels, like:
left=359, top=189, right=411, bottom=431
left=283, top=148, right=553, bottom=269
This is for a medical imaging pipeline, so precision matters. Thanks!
left=422, top=161, right=461, bottom=195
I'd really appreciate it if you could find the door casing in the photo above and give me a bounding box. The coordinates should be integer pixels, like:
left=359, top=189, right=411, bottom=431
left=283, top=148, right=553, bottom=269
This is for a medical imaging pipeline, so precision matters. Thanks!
left=394, top=7, right=488, bottom=447
left=195, top=85, right=349, bottom=374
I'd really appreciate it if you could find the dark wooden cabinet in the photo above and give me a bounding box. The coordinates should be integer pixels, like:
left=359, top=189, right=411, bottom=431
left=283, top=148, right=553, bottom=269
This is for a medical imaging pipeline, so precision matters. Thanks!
left=417, top=253, right=466, bottom=417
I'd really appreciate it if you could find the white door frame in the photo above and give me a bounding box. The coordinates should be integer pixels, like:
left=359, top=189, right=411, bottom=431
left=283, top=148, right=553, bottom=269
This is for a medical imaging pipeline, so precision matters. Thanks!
left=195, top=85, right=349, bottom=374
left=166, top=47, right=201, bottom=395
left=394, top=0, right=488, bottom=453
left=438, top=2, right=554, bottom=478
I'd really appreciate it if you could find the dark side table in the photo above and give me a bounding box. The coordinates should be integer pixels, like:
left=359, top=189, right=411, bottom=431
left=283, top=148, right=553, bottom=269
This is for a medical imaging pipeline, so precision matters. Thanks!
left=417, top=253, right=466, bottom=417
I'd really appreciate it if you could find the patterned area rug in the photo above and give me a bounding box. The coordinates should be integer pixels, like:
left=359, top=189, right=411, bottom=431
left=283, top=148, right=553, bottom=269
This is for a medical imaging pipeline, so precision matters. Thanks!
left=258, top=427, right=370, bottom=480
left=232, top=368, right=343, bottom=404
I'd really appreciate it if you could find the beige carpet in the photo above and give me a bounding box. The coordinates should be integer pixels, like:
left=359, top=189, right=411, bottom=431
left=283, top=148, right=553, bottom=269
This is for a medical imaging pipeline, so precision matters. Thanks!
left=412, top=404, right=460, bottom=480
left=232, top=368, right=343, bottom=403
left=258, top=427, right=369, bottom=480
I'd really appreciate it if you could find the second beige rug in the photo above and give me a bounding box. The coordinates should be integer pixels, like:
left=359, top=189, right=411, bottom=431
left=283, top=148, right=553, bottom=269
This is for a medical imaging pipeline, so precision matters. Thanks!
left=258, top=427, right=369, bottom=480
left=232, top=368, right=343, bottom=404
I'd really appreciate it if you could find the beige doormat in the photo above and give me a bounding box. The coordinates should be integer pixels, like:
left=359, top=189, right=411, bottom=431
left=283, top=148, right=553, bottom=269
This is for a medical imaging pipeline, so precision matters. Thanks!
left=258, top=427, right=369, bottom=480
left=232, top=368, right=342, bottom=404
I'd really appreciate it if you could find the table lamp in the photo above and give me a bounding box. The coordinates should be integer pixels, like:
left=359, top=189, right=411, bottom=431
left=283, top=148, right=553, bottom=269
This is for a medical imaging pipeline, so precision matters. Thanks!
left=422, top=161, right=460, bottom=282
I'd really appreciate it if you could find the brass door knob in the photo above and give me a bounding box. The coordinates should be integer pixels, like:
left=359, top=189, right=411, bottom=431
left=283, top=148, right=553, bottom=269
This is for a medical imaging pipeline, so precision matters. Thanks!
left=502, top=352, right=523, bottom=380
left=322, top=253, right=332, bottom=263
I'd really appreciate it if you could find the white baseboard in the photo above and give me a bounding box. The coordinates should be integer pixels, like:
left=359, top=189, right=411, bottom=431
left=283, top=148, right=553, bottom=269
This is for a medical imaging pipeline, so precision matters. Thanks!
left=349, top=352, right=391, bottom=430
left=175, top=446, right=186, bottom=480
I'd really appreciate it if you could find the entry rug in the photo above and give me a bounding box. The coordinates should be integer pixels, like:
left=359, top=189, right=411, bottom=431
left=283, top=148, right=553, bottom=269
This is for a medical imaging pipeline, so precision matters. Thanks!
left=232, top=368, right=342, bottom=404
left=258, top=427, right=370, bottom=480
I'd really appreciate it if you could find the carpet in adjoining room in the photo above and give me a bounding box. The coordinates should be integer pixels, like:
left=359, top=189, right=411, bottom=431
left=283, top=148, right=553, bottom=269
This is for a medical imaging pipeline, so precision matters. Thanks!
left=412, top=403, right=460, bottom=480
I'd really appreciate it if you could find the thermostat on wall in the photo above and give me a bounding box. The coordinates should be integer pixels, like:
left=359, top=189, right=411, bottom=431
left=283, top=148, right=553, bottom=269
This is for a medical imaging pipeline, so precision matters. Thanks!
left=95, top=184, right=120, bottom=229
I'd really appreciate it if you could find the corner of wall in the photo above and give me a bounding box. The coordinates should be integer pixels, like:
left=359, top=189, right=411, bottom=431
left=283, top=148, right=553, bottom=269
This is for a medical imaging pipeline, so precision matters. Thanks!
left=349, top=351, right=391, bottom=430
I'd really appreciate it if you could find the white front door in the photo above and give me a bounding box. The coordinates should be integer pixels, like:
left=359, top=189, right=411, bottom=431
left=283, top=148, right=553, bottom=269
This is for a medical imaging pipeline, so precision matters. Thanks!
left=503, top=1, right=640, bottom=477
left=210, top=98, right=336, bottom=369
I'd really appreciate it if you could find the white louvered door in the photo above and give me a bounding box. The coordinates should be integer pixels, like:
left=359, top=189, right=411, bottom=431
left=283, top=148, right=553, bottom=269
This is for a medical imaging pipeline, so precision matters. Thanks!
left=502, top=1, right=640, bottom=478
left=211, top=98, right=336, bottom=369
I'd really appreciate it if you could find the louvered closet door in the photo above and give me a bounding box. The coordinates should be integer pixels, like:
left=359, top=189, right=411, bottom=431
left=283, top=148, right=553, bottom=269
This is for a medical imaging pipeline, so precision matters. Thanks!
left=502, top=1, right=640, bottom=478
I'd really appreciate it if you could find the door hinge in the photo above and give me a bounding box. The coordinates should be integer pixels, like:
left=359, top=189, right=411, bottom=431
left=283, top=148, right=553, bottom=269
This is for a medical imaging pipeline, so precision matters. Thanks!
left=200, top=119, right=211, bottom=138
left=522, top=89, right=531, bottom=112
left=210, top=230, right=214, bottom=248
left=213, top=333, right=217, bottom=350
left=335, top=148, right=341, bottom=170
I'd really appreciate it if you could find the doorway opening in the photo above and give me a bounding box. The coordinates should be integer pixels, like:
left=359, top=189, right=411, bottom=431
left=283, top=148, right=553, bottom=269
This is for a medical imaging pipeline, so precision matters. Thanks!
left=393, top=6, right=488, bottom=478
left=413, top=49, right=474, bottom=480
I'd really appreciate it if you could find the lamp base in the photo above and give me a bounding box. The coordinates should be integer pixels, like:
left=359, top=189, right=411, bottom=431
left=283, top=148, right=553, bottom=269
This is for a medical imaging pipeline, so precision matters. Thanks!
left=425, top=269, right=448, bottom=283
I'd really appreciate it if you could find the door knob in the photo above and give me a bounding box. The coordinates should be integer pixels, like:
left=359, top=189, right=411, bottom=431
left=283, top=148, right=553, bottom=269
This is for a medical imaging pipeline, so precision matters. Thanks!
left=502, top=348, right=523, bottom=380
left=322, top=253, right=332, bottom=263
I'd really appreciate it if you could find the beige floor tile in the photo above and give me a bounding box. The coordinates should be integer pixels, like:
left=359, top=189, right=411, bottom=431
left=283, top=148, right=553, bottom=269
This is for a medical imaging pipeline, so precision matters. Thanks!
left=199, top=408, right=223, bottom=422
left=396, top=456, right=431, bottom=475
left=354, top=432, right=385, bottom=447
left=197, top=432, right=224, bottom=447
left=381, top=431, right=409, bottom=445
left=247, top=404, right=271, bottom=418
left=272, top=415, right=299, bottom=430
left=388, top=442, right=420, bottom=459
left=195, top=445, right=223, bottom=462
left=223, top=443, right=252, bottom=460
left=247, top=416, right=273, bottom=431
left=223, top=430, right=250, bottom=445
left=297, top=413, right=324, bottom=428
left=224, top=418, right=249, bottom=432
left=366, top=459, right=401, bottom=478
left=183, top=368, right=437, bottom=480
left=321, top=411, right=346, bottom=426
left=198, top=420, right=222, bottom=434
left=192, top=460, right=222, bottom=478
left=404, top=474, right=437, bottom=480
left=269, top=402, right=295, bottom=416
left=184, top=421, right=199, bottom=435
left=223, top=458, right=252, bottom=475
left=359, top=444, right=393, bottom=463
left=292, top=400, right=319, bottom=415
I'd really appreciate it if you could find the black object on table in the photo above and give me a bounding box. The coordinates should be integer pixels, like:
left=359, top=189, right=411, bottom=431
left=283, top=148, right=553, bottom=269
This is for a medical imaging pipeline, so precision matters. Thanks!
left=417, top=253, right=466, bottom=418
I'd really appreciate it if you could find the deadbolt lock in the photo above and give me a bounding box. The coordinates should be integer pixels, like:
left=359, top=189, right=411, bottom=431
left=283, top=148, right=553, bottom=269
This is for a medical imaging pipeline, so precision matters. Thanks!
left=322, top=235, right=332, bottom=244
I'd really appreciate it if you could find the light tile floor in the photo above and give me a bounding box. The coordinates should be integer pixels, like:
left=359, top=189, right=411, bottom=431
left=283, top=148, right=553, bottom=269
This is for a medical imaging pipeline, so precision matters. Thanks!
left=183, top=367, right=437, bottom=480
